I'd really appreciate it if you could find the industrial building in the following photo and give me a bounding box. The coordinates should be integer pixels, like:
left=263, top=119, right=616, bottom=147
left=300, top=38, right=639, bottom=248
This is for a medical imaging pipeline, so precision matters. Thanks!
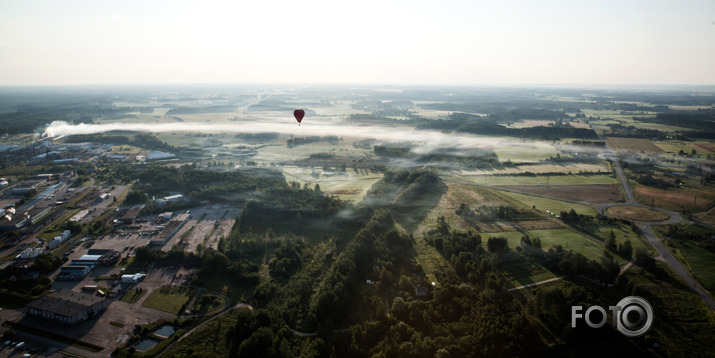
left=69, top=254, right=102, bottom=270
left=87, top=249, right=121, bottom=266
left=56, top=265, right=91, bottom=281
left=121, top=273, right=146, bottom=283
left=0, top=207, right=30, bottom=232
left=47, top=230, right=72, bottom=249
left=16, top=247, right=43, bottom=260
left=149, top=213, right=189, bottom=246
left=118, top=204, right=144, bottom=224
left=11, top=178, right=46, bottom=194
left=26, top=289, right=109, bottom=325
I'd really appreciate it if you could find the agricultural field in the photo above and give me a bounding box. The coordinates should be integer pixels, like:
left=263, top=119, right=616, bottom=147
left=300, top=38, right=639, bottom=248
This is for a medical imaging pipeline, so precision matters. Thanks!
left=605, top=137, right=664, bottom=153
left=458, top=162, right=610, bottom=176
left=498, top=191, right=598, bottom=216
left=452, top=173, right=619, bottom=186
left=493, top=184, right=623, bottom=204
left=491, top=141, right=561, bottom=162
left=653, top=140, right=698, bottom=154
left=634, top=184, right=714, bottom=213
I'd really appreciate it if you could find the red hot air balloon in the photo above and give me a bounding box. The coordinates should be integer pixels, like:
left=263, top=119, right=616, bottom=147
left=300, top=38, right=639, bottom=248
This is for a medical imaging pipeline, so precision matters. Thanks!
left=293, top=109, right=305, bottom=126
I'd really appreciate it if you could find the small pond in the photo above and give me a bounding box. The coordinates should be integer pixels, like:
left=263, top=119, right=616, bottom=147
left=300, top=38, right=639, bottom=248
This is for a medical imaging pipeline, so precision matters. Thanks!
left=133, top=338, right=159, bottom=352
left=153, top=325, right=176, bottom=338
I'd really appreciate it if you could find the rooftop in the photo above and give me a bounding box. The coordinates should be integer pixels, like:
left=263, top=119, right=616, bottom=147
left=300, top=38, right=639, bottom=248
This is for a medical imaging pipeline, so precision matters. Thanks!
left=27, top=289, right=105, bottom=317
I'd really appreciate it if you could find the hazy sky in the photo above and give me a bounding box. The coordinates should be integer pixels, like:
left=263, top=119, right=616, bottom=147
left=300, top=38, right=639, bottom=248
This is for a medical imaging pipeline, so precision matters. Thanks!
left=1, top=0, right=714, bottom=86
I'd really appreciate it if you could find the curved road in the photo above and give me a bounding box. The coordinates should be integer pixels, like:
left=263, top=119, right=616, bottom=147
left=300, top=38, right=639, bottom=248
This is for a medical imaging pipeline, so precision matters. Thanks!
left=156, top=302, right=254, bottom=356
left=598, top=133, right=715, bottom=311
left=449, top=133, right=715, bottom=312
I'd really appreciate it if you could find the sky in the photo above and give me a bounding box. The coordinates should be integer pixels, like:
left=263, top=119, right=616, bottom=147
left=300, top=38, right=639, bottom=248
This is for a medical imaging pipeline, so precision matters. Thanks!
left=1, top=0, right=714, bottom=86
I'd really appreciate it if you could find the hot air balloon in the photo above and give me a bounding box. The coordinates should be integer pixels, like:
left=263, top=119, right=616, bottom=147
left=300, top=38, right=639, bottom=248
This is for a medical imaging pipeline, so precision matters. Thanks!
left=293, top=109, right=305, bottom=126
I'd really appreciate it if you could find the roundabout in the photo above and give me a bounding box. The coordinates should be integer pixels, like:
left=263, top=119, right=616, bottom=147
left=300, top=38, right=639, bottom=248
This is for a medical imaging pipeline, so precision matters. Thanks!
left=605, top=205, right=670, bottom=222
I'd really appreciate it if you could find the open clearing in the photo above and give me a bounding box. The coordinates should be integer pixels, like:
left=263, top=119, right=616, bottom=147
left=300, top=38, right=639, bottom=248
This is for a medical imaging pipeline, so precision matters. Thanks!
left=605, top=137, right=664, bottom=153
left=142, top=285, right=196, bottom=314
left=283, top=167, right=383, bottom=202
left=481, top=228, right=625, bottom=265
left=494, top=184, right=622, bottom=204
left=606, top=206, right=670, bottom=221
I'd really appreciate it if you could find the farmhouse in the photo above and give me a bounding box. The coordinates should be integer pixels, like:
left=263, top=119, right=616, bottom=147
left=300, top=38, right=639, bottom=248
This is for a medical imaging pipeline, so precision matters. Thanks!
left=27, top=289, right=109, bottom=325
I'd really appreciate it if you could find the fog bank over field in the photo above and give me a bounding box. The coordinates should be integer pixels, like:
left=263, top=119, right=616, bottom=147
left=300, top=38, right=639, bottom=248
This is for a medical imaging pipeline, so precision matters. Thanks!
left=42, top=120, right=602, bottom=156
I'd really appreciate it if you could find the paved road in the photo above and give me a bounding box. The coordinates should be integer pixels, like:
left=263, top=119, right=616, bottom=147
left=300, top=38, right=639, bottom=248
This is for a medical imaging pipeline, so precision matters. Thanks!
left=640, top=223, right=715, bottom=310
left=597, top=131, right=715, bottom=311
left=449, top=132, right=715, bottom=312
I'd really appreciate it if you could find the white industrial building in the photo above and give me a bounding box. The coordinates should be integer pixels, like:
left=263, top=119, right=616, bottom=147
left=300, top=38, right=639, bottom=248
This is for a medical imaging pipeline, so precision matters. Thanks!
left=16, top=247, right=43, bottom=260
left=121, top=273, right=146, bottom=283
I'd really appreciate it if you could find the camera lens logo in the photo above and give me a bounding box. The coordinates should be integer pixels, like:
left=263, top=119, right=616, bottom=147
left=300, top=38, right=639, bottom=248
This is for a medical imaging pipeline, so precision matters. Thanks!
left=612, top=296, right=653, bottom=337
left=571, top=296, right=653, bottom=337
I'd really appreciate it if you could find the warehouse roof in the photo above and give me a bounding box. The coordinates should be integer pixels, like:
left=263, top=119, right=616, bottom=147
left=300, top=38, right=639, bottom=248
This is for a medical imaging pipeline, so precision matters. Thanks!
left=27, top=289, right=105, bottom=317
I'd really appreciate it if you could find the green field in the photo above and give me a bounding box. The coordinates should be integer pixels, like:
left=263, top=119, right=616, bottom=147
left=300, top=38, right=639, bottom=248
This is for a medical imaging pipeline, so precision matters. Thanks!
left=501, top=257, right=557, bottom=288
left=492, top=142, right=560, bottom=162
left=142, top=286, right=195, bottom=314
left=654, top=140, right=700, bottom=154
left=481, top=228, right=623, bottom=265
left=589, top=221, right=651, bottom=254
left=665, top=238, right=715, bottom=294
left=499, top=191, right=598, bottom=216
